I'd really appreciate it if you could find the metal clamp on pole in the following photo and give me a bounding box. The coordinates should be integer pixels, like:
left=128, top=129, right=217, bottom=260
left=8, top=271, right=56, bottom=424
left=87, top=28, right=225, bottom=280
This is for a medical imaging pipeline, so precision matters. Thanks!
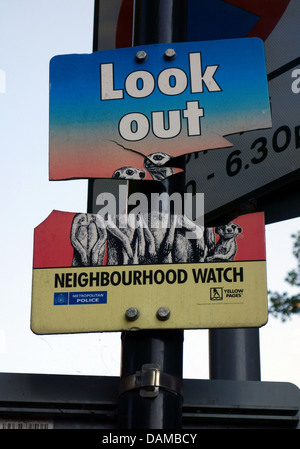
left=119, top=364, right=183, bottom=398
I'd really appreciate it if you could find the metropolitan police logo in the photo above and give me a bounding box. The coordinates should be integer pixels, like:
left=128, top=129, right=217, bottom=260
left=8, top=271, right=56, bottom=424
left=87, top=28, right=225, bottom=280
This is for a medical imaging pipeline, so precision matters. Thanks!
left=54, top=292, right=68, bottom=305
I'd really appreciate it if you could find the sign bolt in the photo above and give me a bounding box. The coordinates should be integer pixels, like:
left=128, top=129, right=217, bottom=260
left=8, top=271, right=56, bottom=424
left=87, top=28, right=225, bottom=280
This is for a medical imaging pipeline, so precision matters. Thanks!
left=125, top=307, right=140, bottom=321
left=156, top=307, right=171, bottom=321
left=135, top=50, right=148, bottom=62
left=164, top=48, right=176, bottom=60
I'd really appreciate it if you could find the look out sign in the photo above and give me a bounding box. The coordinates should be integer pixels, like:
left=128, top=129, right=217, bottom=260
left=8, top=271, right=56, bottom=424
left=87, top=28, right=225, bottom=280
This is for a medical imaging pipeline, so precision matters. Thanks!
left=102, top=51, right=219, bottom=141
left=49, top=38, right=271, bottom=180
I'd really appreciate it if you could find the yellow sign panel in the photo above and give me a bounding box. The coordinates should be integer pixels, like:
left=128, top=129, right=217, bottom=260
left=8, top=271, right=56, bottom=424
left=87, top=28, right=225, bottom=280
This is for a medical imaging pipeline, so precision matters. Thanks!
left=31, top=260, right=268, bottom=334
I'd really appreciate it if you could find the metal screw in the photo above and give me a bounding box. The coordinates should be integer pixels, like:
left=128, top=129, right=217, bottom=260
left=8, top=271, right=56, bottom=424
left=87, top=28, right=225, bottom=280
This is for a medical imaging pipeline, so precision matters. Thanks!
left=156, top=307, right=170, bottom=321
left=135, top=50, right=148, bottom=62
left=125, top=307, right=140, bottom=321
left=164, top=48, right=176, bottom=60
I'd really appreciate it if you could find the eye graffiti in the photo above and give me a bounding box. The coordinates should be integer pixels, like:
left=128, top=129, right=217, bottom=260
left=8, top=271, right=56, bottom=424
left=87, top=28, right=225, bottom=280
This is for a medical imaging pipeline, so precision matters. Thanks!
left=112, top=167, right=146, bottom=180
left=110, top=140, right=175, bottom=181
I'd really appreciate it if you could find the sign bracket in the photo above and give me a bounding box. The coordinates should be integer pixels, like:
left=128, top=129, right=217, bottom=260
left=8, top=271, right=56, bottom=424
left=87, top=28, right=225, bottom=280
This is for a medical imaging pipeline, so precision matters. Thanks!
left=119, top=364, right=183, bottom=398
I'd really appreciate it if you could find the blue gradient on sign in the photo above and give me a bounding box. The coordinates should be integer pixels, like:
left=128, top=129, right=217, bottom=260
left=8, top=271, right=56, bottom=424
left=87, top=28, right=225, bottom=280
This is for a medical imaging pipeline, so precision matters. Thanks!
left=50, top=39, right=269, bottom=132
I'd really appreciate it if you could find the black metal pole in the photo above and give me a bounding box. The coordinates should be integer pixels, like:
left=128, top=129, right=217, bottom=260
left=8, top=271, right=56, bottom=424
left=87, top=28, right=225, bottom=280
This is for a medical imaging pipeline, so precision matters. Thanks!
left=118, top=0, right=188, bottom=429
left=118, top=330, right=184, bottom=428
left=133, top=0, right=188, bottom=44
left=209, top=328, right=261, bottom=381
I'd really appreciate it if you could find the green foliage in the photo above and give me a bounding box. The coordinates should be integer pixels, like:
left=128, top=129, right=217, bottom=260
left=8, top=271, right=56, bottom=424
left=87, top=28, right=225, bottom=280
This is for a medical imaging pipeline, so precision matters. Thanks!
left=268, top=232, right=300, bottom=321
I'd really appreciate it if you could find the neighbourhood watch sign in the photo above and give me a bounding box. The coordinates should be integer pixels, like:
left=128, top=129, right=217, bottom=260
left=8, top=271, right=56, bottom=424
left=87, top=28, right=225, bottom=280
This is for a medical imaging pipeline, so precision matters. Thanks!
left=31, top=211, right=268, bottom=334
